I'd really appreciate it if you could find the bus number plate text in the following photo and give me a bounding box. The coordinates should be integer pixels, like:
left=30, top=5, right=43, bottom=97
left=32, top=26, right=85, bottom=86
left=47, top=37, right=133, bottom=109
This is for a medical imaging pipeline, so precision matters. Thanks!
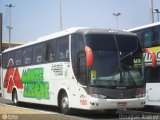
left=117, top=102, right=127, bottom=108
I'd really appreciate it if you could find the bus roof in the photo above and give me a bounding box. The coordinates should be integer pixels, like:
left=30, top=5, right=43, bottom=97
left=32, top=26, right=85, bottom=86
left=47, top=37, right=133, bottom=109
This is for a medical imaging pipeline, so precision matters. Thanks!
left=2, top=27, right=137, bottom=53
left=125, top=22, right=160, bottom=32
left=3, top=27, right=86, bottom=53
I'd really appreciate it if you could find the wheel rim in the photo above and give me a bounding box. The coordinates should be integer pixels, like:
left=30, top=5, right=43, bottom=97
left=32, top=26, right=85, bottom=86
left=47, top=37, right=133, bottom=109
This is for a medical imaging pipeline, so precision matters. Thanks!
left=13, top=92, right=18, bottom=104
left=62, top=96, right=69, bottom=109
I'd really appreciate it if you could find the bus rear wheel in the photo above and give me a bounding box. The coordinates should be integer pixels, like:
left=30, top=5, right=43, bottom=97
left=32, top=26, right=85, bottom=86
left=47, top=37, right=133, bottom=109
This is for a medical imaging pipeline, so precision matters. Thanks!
left=12, top=90, right=18, bottom=105
left=60, top=92, right=71, bottom=114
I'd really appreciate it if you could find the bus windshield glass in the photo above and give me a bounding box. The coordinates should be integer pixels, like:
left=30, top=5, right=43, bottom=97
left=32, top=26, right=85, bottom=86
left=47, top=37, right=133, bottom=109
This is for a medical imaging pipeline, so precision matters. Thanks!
left=86, top=33, right=144, bottom=88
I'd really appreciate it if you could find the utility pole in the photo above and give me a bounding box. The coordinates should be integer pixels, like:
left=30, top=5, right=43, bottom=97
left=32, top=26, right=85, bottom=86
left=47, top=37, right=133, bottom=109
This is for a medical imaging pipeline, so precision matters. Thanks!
left=149, top=0, right=154, bottom=23
left=60, top=0, right=63, bottom=31
left=0, top=13, right=2, bottom=54
left=113, top=12, right=121, bottom=30
left=5, top=4, right=15, bottom=48
left=154, top=8, right=160, bottom=22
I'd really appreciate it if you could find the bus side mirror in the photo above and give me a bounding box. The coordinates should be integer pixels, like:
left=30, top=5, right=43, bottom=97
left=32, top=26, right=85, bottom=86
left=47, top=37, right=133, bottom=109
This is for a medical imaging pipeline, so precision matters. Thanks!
left=85, top=46, right=93, bottom=68
left=145, top=48, right=157, bottom=68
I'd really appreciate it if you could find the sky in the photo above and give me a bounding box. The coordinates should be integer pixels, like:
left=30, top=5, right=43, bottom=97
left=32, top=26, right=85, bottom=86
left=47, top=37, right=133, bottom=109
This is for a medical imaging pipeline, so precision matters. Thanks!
left=0, top=0, right=160, bottom=43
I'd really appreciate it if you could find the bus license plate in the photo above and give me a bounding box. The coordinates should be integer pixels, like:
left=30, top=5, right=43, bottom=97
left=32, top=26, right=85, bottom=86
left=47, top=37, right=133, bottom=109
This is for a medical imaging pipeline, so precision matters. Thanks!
left=117, top=102, right=127, bottom=108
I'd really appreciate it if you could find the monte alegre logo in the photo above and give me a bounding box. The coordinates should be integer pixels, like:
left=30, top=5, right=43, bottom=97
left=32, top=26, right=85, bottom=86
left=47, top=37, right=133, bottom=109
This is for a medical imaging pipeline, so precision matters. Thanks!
left=22, top=68, right=50, bottom=100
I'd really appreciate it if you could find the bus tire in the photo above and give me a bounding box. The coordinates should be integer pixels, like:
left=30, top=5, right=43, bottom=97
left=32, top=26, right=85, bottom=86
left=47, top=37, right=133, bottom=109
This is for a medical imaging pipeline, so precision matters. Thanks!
left=12, top=90, right=18, bottom=105
left=60, top=91, right=71, bottom=114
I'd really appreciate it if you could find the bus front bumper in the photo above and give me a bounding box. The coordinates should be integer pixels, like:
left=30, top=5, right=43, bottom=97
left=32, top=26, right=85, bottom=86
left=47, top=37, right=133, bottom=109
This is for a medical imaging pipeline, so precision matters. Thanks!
left=85, top=97, right=146, bottom=110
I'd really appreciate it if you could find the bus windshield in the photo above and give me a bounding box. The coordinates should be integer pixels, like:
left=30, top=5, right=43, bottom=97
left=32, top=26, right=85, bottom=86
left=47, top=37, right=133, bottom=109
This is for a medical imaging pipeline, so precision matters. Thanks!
left=86, top=34, right=144, bottom=88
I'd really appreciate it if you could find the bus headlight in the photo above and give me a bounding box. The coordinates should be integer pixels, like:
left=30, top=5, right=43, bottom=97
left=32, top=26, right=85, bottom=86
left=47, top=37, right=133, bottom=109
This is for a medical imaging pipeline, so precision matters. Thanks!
left=135, top=94, right=145, bottom=98
left=90, top=94, right=107, bottom=99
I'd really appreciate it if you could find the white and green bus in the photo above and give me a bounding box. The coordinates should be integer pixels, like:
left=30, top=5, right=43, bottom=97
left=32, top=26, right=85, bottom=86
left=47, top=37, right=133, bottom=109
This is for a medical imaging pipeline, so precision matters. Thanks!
left=1, top=28, right=145, bottom=114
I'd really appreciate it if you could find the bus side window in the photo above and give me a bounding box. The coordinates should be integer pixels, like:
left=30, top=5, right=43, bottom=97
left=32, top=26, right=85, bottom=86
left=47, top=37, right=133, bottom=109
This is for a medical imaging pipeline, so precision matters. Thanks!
left=45, top=40, right=56, bottom=62
left=15, top=49, right=22, bottom=66
left=33, top=44, right=44, bottom=64
left=2, top=53, right=8, bottom=68
left=145, top=66, right=160, bottom=83
left=56, top=36, right=69, bottom=61
left=135, top=30, right=144, bottom=47
left=66, top=50, right=69, bottom=58
left=154, top=26, right=160, bottom=45
left=23, top=47, right=32, bottom=65
left=143, top=28, right=153, bottom=47
left=7, top=52, right=15, bottom=67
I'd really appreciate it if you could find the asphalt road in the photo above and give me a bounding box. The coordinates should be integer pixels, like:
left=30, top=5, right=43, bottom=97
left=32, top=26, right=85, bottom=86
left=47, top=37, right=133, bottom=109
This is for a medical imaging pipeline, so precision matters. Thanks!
left=0, top=96, right=119, bottom=120
left=0, top=94, right=160, bottom=120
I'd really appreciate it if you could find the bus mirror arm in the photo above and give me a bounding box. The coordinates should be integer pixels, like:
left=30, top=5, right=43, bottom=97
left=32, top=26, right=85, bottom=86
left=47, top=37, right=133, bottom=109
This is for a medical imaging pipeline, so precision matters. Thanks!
left=85, top=46, right=93, bottom=68
left=145, top=48, right=157, bottom=68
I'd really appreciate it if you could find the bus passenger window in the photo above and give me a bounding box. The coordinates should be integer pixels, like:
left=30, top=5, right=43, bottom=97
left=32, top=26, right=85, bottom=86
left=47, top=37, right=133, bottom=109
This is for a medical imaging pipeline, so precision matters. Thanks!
left=7, top=52, right=15, bottom=67
left=56, top=36, right=69, bottom=61
left=2, top=53, right=8, bottom=68
left=154, top=26, right=160, bottom=45
left=59, top=52, right=65, bottom=59
left=26, top=58, right=31, bottom=64
left=37, top=56, right=42, bottom=63
left=66, top=50, right=69, bottom=58
left=143, top=28, right=153, bottom=47
left=23, top=47, right=32, bottom=65
left=145, top=66, right=160, bottom=83
left=15, top=50, right=22, bottom=66
left=33, top=44, right=44, bottom=64
left=49, top=53, right=54, bottom=61
left=45, top=41, right=56, bottom=62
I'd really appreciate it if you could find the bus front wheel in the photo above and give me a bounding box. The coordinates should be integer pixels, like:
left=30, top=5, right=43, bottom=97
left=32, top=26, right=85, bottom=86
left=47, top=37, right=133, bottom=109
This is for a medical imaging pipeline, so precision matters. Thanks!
left=60, top=92, right=71, bottom=114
